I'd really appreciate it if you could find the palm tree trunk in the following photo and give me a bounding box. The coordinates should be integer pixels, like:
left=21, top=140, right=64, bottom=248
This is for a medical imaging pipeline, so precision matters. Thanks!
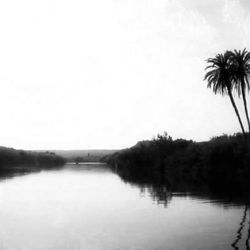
left=241, top=81, right=250, bottom=133
left=227, top=86, right=246, bottom=136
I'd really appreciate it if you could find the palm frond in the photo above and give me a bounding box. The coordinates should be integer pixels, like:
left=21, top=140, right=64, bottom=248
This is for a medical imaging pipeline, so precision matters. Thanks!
left=231, top=48, right=250, bottom=96
left=204, top=51, right=233, bottom=96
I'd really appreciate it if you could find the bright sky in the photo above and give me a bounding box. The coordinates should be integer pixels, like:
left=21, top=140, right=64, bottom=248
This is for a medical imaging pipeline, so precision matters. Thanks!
left=0, top=0, right=250, bottom=150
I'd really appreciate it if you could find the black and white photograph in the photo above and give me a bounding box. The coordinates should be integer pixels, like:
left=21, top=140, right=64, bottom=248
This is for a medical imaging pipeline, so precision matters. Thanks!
left=0, top=0, right=250, bottom=249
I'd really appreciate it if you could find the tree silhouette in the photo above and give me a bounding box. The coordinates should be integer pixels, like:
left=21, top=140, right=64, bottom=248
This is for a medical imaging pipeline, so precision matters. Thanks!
left=204, top=51, right=246, bottom=136
left=231, top=49, right=250, bottom=133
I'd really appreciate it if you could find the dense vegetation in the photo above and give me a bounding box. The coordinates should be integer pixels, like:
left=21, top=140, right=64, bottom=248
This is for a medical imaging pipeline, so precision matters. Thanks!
left=103, top=133, right=250, bottom=193
left=0, top=146, right=66, bottom=175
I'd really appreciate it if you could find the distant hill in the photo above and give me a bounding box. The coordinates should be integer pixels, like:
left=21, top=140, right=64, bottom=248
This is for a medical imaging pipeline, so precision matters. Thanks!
left=49, top=149, right=118, bottom=162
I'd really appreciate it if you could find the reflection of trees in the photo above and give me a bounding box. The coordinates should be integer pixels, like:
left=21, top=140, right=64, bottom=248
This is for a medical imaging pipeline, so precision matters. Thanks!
left=112, top=165, right=250, bottom=249
left=115, top=167, right=174, bottom=207
left=246, top=209, right=250, bottom=250
left=147, top=186, right=173, bottom=207
left=231, top=206, right=248, bottom=250
left=115, top=165, right=250, bottom=209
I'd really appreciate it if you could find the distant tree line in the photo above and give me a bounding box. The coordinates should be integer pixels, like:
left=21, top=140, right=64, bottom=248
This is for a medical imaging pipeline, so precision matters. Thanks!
left=0, top=146, right=66, bottom=173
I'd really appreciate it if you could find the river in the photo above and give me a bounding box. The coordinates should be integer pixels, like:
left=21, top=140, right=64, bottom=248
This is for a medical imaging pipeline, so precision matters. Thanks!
left=0, top=163, right=249, bottom=250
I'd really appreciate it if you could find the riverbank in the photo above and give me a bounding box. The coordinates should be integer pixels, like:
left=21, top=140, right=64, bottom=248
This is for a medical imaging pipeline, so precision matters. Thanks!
left=0, top=146, right=66, bottom=176
left=103, top=133, right=250, bottom=193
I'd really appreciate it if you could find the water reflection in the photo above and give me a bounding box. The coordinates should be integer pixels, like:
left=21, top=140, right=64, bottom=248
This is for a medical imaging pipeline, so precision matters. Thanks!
left=112, top=164, right=250, bottom=249
left=114, top=166, right=250, bottom=208
left=139, top=185, right=173, bottom=207
left=1, top=163, right=249, bottom=208
left=0, top=166, right=50, bottom=180
left=231, top=206, right=248, bottom=249
left=0, top=163, right=249, bottom=250
left=247, top=211, right=250, bottom=250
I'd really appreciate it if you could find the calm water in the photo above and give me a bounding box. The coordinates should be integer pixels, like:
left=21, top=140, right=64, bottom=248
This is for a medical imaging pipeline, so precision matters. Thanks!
left=0, top=163, right=249, bottom=250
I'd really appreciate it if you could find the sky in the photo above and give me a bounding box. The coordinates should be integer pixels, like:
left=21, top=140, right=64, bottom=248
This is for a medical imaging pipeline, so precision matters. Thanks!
left=0, top=0, right=250, bottom=150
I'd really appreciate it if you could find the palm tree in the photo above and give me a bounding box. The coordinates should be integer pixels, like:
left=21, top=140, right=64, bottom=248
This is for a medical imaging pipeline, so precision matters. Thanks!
left=204, top=51, right=246, bottom=136
left=231, top=49, right=250, bottom=133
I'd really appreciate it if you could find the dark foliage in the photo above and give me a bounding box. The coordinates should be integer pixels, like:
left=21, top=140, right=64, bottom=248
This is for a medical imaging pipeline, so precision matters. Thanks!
left=0, top=146, right=66, bottom=174
left=103, top=133, right=250, bottom=193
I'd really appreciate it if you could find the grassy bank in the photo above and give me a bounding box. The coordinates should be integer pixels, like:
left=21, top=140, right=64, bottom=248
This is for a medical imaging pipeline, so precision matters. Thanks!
left=103, top=133, right=250, bottom=193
